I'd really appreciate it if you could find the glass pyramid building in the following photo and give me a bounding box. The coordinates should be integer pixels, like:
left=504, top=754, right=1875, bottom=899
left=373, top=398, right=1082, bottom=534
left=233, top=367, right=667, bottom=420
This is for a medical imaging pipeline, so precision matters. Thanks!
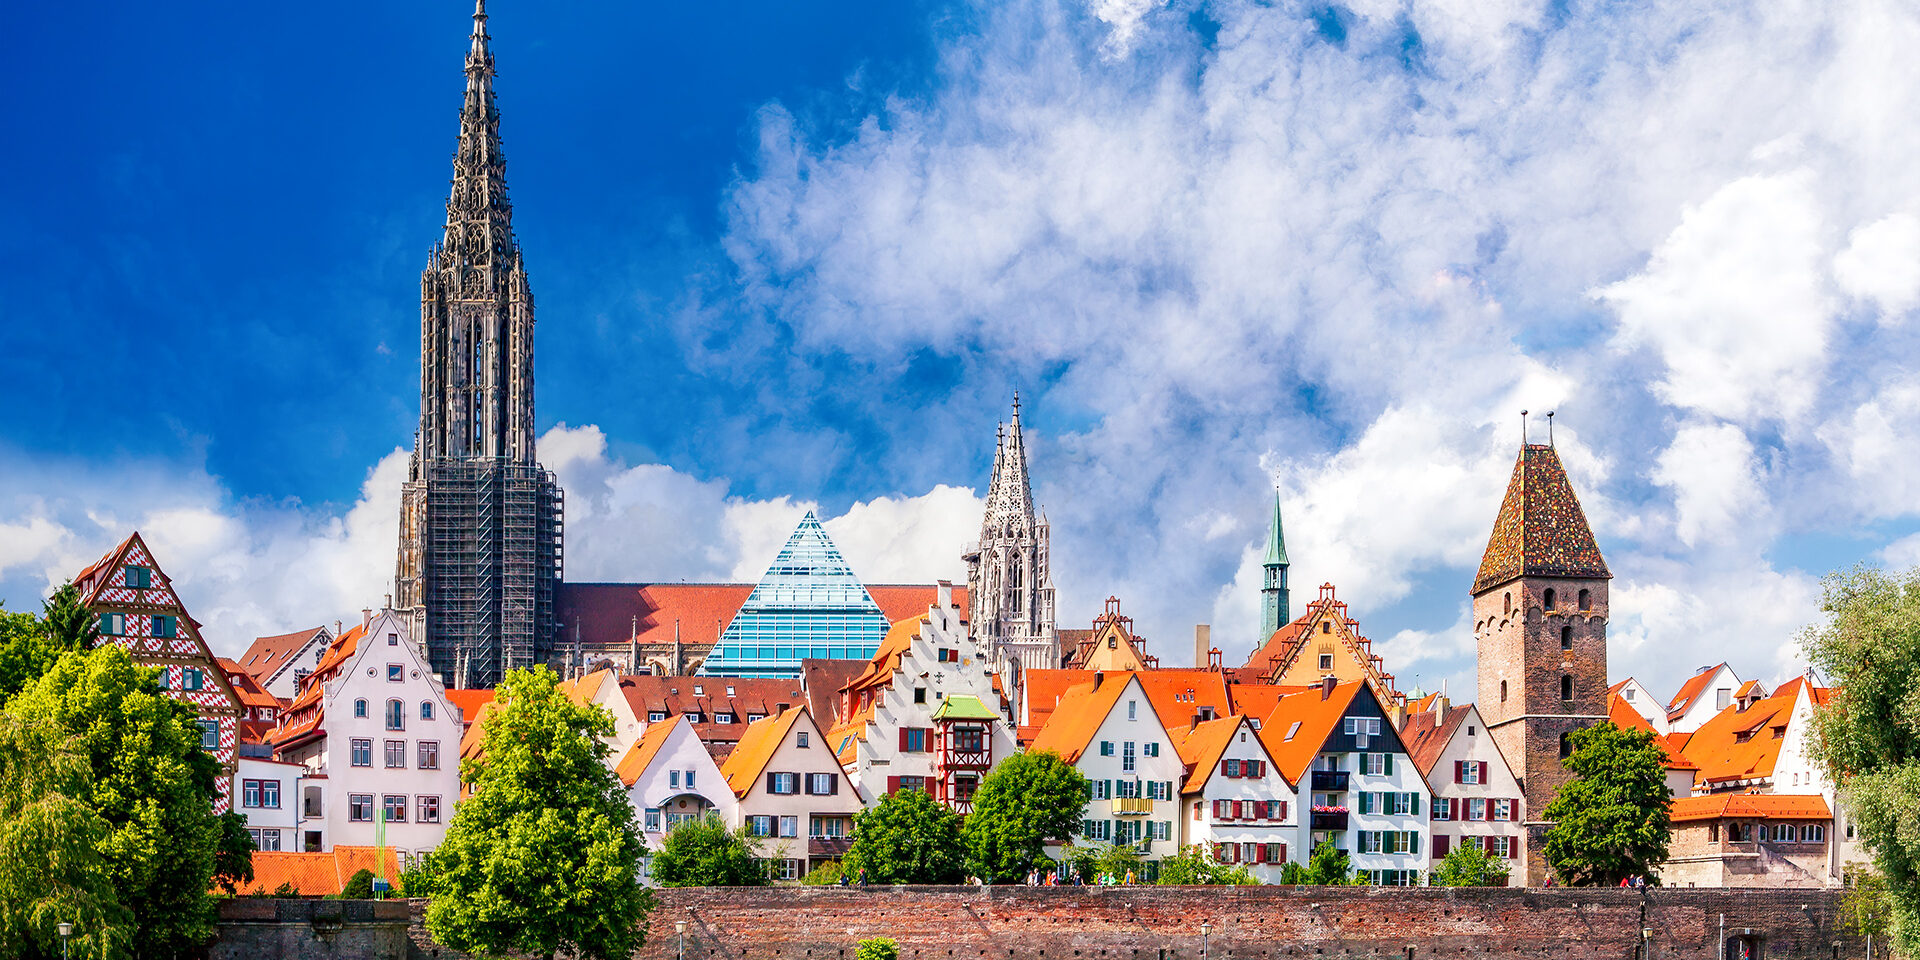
left=699, top=511, right=894, bottom=677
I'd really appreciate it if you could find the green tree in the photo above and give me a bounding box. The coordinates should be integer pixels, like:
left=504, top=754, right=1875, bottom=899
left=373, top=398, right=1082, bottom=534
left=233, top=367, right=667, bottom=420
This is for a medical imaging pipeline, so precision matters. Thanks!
left=855, top=937, right=899, bottom=960
left=1805, top=568, right=1920, bottom=951
left=960, top=751, right=1089, bottom=882
left=1430, top=843, right=1511, bottom=887
left=0, top=712, right=135, bottom=960
left=800, top=861, right=844, bottom=886
left=1540, top=721, right=1671, bottom=886
left=1155, top=845, right=1257, bottom=886
left=844, top=789, right=965, bottom=884
left=1279, top=840, right=1361, bottom=885
left=649, top=815, right=768, bottom=887
left=336, top=869, right=376, bottom=900
left=0, top=603, right=53, bottom=707
left=423, top=667, right=649, bottom=959
left=10, top=646, right=227, bottom=958
left=1840, top=866, right=1893, bottom=940
left=40, top=584, right=100, bottom=655
left=211, top=812, right=256, bottom=895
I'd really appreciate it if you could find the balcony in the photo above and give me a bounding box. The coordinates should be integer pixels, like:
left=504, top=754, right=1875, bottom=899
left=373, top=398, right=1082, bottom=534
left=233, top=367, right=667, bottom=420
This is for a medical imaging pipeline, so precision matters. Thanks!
left=1310, top=771, right=1350, bottom=792
left=1113, top=797, right=1154, bottom=816
left=1310, top=809, right=1350, bottom=831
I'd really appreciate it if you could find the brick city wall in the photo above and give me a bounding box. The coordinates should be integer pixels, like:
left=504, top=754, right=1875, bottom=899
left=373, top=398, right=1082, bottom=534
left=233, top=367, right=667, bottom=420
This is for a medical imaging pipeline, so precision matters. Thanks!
left=214, top=898, right=413, bottom=960
left=395, top=887, right=1861, bottom=960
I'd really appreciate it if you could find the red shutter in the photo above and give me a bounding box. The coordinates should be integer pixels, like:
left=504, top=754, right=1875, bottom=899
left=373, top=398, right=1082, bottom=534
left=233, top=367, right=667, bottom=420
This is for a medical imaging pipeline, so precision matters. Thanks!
left=1278, top=842, right=1287, bottom=863
left=1449, top=797, right=1460, bottom=820
left=1433, top=834, right=1451, bottom=858
left=1281, top=800, right=1289, bottom=821
left=1479, top=761, right=1490, bottom=782
left=1221, top=759, right=1232, bottom=777
left=887, top=776, right=900, bottom=794
left=899, top=729, right=910, bottom=751
left=1454, top=760, right=1464, bottom=783
left=1511, top=797, right=1521, bottom=821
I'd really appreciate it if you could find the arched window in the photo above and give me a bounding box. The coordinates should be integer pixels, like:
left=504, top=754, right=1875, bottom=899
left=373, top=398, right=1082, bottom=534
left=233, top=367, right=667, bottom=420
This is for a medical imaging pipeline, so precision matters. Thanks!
left=1561, top=625, right=1573, bottom=650
left=1499, top=681, right=1508, bottom=702
left=1560, top=675, right=1573, bottom=701
left=354, top=698, right=368, bottom=719
left=421, top=701, right=435, bottom=721
left=1010, top=555, right=1023, bottom=613
left=386, top=699, right=405, bottom=731
left=1543, top=588, right=1556, bottom=610
left=1503, top=592, right=1512, bottom=616
left=1578, top=589, right=1591, bottom=611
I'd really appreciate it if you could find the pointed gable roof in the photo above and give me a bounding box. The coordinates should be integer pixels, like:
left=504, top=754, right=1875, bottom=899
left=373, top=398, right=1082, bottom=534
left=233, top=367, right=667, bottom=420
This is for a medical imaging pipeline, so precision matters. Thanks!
left=720, top=706, right=812, bottom=797
left=1399, top=704, right=1472, bottom=777
left=239, top=627, right=330, bottom=686
left=1257, top=680, right=1365, bottom=781
left=1666, top=663, right=1731, bottom=720
left=1027, top=673, right=1138, bottom=764
left=72, top=531, right=242, bottom=710
left=1473, top=444, right=1610, bottom=594
left=614, top=713, right=691, bottom=787
left=1171, top=715, right=1277, bottom=794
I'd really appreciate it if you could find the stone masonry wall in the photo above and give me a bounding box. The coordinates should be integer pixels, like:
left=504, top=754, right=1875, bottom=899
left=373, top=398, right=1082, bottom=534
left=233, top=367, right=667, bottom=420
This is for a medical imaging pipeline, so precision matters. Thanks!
left=395, top=887, right=1860, bottom=960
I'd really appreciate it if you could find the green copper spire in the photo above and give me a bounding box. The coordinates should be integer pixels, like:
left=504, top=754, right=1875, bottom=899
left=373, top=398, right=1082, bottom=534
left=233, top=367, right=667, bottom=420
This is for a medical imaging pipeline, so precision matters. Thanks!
left=1260, top=490, right=1290, bottom=636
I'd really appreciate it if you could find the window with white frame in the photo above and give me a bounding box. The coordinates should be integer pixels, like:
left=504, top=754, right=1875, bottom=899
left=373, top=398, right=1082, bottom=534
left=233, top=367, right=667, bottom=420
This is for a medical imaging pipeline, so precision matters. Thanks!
left=418, top=740, right=439, bottom=769
left=1467, top=798, right=1487, bottom=821
left=418, top=796, right=441, bottom=823
left=779, top=816, right=799, bottom=838
left=1492, top=799, right=1512, bottom=821
left=645, top=808, right=663, bottom=832
left=1122, top=741, right=1136, bottom=772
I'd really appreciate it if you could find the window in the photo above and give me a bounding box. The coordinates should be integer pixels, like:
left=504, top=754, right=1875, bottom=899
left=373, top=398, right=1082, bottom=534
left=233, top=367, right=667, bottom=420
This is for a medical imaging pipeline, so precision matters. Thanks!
left=902, top=728, right=928, bottom=752
left=408, top=740, right=436, bottom=771
left=645, top=808, right=663, bottom=832
left=1560, top=675, right=1573, bottom=701
left=294, top=668, right=310, bottom=686
left=1493, top=799, right=1512, bottom=821
left=1099, top=740, right=1114, bottom=757
left=769, top=772, right=798, bottom=794
left=1468, top=798, right=1486, bottom=821
left=1561, top=625, right=1572, bottom=650
left=1500, top=681, right=1508, bottom=702
left=685, top=769, right=696, bottom=788
left=250, top=828, right=283, bottom=852
left=693, top=685, right=704, bottom=695
left=243, top=779, right=263, bottom=808
left=715, top=713, right=735, bottom=724
left=1123, top=741, right=1137, bottom=772
left=198, top=719, right=219, bottom=749
left=388, top=633, right=399, bottom=646
left=1708, top=824, right=1719, bottom=842
left=383, top=795, right=407, bottom=822
left=354, top=699, right=369, bottom=718
left=811, top=816, right=850, bottom=838
left=98, top=612, right=123, bottom=636
left=1578, top=589, right=1591, bottom=610
left=1716, top=688, right=1733, bottom=710
left=796, top=731, right=809, bottom=748
left=386, top=699, right=405, bottom=730
left=748, top=816, right=775, bottom=837
left=1128, top=700, right=1138, bottom=721
left=646, top=710, right=667, bottom=722
left=1559, top=733, right=1572, bottom=759
left=388, top=664, right=403, bottom=682
left=349, top=794, right=373, bottom=822
left=779, top=816, right=799, bottom=838
left=913, top=687, right=927, bottom=704
left=351, top=738, right=373, bottom=767
left=1433, top=800, right=1451, bottom=821
left=1144, top=741, right=1160, bottom=757
left=125, top=565, right=152, bottom=589
left=385, top=740, right=407, bottom=768
left=153, top=615, right=176, bottom=638
left=747, top=714, right=764, bottom=723
left=1504, top=592, right=1512, bottom=615
left=1804, top=824, right=1826, bottom=843
left=1319, top=654, right=1334, bottom=671
left=418, top=796, right=441, bottom=823
left=1321, top=621, right=1331, bottom=634
left=421, top=701, right=434, bottom=720
left=1284, top=721, right=1302, bottom=741
left=1622, top=688, right=1634, bottom=702
left=1089, top=779, right=1111, bottom=800
left=184, top=668, right=204, bottom=692
left=807, top=773, right=838, bottom=795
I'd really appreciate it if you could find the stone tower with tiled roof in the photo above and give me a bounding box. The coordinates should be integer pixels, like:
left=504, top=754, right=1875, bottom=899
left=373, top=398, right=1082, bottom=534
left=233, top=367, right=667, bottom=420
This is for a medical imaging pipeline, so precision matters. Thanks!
left=395, top=1, right=564, bottom=689
left=1473, top=441, right=1611, bottom=886
left=963, top=394, right=1058, bottom=684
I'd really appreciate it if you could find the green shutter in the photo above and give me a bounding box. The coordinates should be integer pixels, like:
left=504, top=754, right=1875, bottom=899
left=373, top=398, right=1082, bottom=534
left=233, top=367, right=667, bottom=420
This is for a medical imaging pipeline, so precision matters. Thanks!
left=1411, top=831, right=1421, bottom=855
left=1383, top=753, right=1394, bottom=775
left=1359, top=792, right=1372, bottom=814
left=1411, top=793, right=1420, bottom=815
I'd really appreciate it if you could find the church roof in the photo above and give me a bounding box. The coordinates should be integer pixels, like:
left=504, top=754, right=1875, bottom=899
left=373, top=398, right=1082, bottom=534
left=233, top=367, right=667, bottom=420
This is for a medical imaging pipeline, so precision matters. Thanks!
left=699, top=512, right=896, bottom=676
left=1264, top=490, right=1289, bottom=566
left=1473, top=443, right=1610, bottom=594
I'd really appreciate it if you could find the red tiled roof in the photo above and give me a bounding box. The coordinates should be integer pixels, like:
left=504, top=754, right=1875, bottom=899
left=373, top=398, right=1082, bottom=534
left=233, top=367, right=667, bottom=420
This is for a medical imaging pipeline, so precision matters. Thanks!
left=1399, top=704, right=1471, bottom=777
left=619, top=675, right=807, bottom=761
left=801, top=658, right=868, bottom=729
left=556, top=582, right=968, bottom=654
left=238, top=627, right=328, bottom=685
left=218, top=658, right=283, bottom=711
left=1473, top=443, right=1610, bottom=594
left=1667, top=664, right=1727, bottom=719
left=1670, top=793, right=1830, bottom=823
left=230, top=846, right=400, bottom=896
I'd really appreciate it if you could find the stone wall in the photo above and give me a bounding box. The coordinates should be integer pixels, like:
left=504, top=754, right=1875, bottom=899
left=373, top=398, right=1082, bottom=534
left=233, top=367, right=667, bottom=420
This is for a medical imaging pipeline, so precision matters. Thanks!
left=214, top=898, right=412, bottom=960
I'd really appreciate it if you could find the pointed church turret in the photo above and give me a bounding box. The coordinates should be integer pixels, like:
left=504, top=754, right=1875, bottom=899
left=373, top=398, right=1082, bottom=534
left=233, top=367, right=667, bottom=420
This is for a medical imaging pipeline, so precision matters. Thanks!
left=965, top=393, right=1057, bottom=681
left=1473, top=438, right=1611, bottom=887
left=396, top=2, right=563, bottom=689
left=1260, top=489, right=1291, bottom=635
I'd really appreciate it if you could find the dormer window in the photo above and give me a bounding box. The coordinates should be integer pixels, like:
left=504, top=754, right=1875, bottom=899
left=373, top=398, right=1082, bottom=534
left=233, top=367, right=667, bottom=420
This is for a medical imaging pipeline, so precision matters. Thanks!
left=694, top=685, right=704, bottom=695
left=647, top=711, right=666, bottom=722
left=726, top=686, right=736, bottom=696
left=124, top=566, right=152, bottom=589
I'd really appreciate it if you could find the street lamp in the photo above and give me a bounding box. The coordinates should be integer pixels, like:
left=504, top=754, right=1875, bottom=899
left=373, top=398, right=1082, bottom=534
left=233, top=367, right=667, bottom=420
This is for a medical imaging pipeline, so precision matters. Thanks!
left=57, top=922, right=72, bottom=960
left=675, top=920, right=687, bottom=960
left=1200, top=922, right=1212, bottom=960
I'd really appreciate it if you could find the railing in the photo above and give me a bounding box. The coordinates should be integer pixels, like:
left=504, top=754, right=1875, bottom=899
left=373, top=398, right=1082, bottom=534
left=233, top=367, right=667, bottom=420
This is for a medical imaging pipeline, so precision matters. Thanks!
left=1310, top=771, right=1350, bottom=791
left=1310, top=810, right=1350, bottom=831
left=1113, top=797, right=1154, bottom=816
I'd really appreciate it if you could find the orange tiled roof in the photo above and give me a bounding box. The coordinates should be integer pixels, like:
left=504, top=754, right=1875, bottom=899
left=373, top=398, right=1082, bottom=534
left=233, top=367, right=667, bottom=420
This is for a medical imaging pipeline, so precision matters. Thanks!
left=445, top=688, right=497, bottom=726
left=1676, top=684, right=1822, bottom=785
left=1169, top=715, right=1246, bottom=794
left=1225, top=682, right=1313, bottom=722
left=218, top=658, right=283, bottom=711
left=555, top=582, right=967, bottom=656
left=1666, top=663, right=1726, bottom=718
left=1670, top=793, right=1831, bottom=823
left=1472, top=443, right=1610, bottom=594
left=720, top=706, right=808, bottom=798
left=238, top=627, right=328, bottom=685
left=614, top=714, right=687, bottom=787
left=1027, top=674, right=1135, bottom=764
left=230, top=846, right=400, bottom=896
left=1243, top=622, right=1308, bottom=674
left=1609, top=690, right=1655, bottom=734
left=1024, top=668, right=1229, bottom=733
left=1257, top=680, right=1366, bottom=781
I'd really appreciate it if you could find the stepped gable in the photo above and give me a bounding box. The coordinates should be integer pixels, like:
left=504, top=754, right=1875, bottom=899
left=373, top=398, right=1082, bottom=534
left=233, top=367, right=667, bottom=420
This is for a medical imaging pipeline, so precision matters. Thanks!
left=1472, top=443, right=1610, bottom=594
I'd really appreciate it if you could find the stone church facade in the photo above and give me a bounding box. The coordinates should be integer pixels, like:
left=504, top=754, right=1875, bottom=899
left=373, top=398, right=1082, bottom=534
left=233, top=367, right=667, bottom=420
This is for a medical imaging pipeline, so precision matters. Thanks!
left=963, top=395, right=1059, bottom=688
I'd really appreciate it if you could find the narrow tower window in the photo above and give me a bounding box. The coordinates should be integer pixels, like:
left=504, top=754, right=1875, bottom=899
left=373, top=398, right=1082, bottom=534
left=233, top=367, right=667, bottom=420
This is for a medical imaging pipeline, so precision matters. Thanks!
left=1559, top=733, right=1573, bottom=759
left=1503, top=592, right=1512, bottom=616
left=1543, top=588, right=1556, bottom=610
left=1561, top=625, right=1573, bottom=650
left=1578, top=589, right=1591, bottom=611
left=1499, top=681, right=1508, bottom=702
left=1560, top=675, right=1573, bottom=701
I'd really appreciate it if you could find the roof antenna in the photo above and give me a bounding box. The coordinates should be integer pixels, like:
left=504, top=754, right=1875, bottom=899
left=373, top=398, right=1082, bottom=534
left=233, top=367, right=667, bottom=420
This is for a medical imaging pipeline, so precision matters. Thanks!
left=1546, top=411, right=1555, bottom=447
left=1520, top=410, right=1529, bottom=446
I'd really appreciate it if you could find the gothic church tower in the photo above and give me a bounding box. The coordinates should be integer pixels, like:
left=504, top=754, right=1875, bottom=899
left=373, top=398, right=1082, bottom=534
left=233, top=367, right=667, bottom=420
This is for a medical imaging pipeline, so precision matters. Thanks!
left=964, top=395, right=1058, bottom=683
left=396, top=1, right=563, bottom=689
left=1473, top=440, right=1610, bottom=886
left=1260, top=490, right=1291, bottom=636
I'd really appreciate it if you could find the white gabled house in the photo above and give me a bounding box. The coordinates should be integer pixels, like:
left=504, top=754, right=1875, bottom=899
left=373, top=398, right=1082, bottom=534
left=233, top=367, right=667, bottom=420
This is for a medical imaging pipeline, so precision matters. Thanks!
left=1261, top=678, right=1432, bottom=886
left=1400, top=699, right=1525, bottom=871
left=829, top=587, right=1016, bottom=811
left=1027, top=672, right=1184, bottom=876
left=1665, top=663, right=1744, bottom=735
left=720, top=706, right=866, bottom=880
left=614, top=714, right=737, bottom=882
left=270, top=607, right=463, bottom=858
left=1172, top=715, right=1297, bottom=881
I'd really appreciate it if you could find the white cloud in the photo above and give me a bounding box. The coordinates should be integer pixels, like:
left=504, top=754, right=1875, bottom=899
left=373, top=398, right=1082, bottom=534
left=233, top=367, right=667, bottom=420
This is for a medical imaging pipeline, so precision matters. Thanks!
left=1882, top=532, right=1920, bottom=569
left=1650, top=421, right=1768, bottom=549
left=1834, top=213, right=1920, bottom=318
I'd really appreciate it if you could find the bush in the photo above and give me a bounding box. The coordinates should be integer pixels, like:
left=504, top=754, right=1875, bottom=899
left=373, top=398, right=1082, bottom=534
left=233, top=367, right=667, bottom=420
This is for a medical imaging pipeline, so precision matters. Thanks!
left=801, top=861, right=845, bottom=886
left=856, top=937, right=899, bottom=960
left=651, top=814, right=768, bottom=887
left=336, top=868, right=375, bottom=900
left=1156, top=845, right=1258, bottom=885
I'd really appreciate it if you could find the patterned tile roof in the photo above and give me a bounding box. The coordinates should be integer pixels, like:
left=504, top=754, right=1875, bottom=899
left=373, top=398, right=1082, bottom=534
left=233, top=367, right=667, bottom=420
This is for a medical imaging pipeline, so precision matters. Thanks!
left=1473, top=444, right=1610, bottom=594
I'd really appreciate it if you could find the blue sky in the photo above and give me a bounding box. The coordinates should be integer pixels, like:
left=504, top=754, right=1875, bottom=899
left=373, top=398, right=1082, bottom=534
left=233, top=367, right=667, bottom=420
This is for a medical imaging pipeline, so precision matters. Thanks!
left=6, top=0, right=1920, bottom=701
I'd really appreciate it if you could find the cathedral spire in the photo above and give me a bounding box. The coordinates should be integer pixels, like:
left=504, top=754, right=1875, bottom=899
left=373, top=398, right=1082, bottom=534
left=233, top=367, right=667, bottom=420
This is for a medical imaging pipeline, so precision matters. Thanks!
left=1260, top=489, right=1290, bottom=635
left=984, top=392, right=1036, bottom=532
left=964, top=393, right=1056, bottom=677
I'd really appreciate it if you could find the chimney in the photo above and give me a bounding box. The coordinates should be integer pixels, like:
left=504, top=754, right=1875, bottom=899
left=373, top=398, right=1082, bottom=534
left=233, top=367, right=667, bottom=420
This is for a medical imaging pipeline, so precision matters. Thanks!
left=383, top=593, right=393, bottom=611
left=1388, top=701, right=1407, bottom=730
left=1320, top=675, right=1336, bottom=700
left=1194, top=625, right=1210, bottom=667
left=335, top=620, right=343, bottom=637
left=937, top=579, right=954, bottom=613
left=1092, top=672, right=1105, bottom=692
left=361, top=608, right=373, bottom=631
left=1432, top=692, right=1449, bottom=716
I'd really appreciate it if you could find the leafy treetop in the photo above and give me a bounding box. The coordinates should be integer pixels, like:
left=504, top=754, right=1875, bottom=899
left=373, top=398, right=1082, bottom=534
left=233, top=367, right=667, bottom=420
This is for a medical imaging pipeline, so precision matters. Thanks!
left=1540, top=720, right=1671, bottom=887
